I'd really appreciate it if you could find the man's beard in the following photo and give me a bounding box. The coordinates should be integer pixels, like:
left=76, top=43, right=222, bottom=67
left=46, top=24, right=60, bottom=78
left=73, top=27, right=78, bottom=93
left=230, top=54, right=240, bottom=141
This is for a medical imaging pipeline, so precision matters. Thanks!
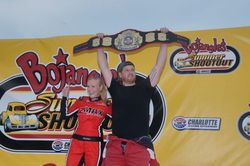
left=124, top=74, right=136, bottom=84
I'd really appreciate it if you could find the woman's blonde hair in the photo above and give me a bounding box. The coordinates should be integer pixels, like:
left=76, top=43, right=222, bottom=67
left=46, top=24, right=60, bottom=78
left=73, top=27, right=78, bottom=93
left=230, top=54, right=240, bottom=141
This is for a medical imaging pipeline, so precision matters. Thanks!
left=87, top=75, right=108, bottom=103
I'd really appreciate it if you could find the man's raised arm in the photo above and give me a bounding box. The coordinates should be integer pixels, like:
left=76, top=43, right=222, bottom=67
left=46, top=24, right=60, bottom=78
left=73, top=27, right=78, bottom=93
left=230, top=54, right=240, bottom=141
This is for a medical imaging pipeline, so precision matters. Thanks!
left=96, top=33, right=112, bottom=87
left=149, top=28, right=168, bottom=87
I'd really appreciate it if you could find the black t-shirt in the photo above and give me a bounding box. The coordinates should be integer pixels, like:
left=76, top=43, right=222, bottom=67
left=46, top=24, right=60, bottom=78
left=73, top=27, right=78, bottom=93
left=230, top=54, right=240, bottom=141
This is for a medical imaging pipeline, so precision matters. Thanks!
left=108, top=77, right=155, bottom=139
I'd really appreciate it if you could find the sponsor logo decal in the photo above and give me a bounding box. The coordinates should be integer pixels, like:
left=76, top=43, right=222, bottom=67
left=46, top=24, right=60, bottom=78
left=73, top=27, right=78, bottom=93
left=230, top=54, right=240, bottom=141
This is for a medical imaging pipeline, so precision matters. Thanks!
left=238, top=107, right=250, bottom=140
left=52, top=140, right=70, bottom=152
left=172, top=116, right=221, bottom=130
left=170, top=38, right=240, bottom=74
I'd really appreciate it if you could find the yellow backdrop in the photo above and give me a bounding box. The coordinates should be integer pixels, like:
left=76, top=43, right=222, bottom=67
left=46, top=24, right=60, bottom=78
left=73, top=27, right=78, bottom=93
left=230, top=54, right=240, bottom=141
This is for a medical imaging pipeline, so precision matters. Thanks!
left=0, top=26, right=250, bottom=166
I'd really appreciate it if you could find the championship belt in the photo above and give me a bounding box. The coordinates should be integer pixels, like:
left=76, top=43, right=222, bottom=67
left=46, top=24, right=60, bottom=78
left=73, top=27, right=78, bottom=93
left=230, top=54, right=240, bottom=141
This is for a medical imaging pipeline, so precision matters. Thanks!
left=73, top=29, right=190, bottom=54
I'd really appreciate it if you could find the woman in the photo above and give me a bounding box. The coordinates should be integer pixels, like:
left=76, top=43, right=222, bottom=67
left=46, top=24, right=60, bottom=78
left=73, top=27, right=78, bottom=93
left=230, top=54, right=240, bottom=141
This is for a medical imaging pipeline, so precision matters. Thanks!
left=61, top=75, right=112, bottom=166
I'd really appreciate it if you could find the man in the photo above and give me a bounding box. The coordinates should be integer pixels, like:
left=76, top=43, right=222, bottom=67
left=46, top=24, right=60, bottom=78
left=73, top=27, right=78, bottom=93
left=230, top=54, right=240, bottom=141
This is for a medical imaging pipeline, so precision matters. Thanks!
left=97, top=27, right=168, bottom=166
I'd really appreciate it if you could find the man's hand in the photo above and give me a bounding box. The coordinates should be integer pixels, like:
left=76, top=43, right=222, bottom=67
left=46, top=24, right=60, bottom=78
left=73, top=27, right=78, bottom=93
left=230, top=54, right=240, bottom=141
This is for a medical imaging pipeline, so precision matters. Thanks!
left=62, top=85, right=70, bottom=98
left=97, top=33, right=112, bottom=87
left=160, top=27, right=169, bottom=33
left=96, top=33, right=104, bottom=39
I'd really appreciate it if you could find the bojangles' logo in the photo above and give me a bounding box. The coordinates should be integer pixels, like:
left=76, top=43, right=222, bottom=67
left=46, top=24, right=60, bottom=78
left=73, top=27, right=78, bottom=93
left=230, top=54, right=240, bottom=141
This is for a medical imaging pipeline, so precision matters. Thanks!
left=170, top=38, right=240, bottom=74
left=15, top=48, right=118, bottom=94
left=184, top=38, right=227, bottom=54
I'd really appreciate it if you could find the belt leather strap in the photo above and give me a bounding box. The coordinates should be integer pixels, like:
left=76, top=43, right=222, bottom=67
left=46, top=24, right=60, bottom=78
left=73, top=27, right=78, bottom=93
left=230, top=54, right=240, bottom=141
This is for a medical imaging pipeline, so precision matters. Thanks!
left=72, top=134, right=102, bottom=142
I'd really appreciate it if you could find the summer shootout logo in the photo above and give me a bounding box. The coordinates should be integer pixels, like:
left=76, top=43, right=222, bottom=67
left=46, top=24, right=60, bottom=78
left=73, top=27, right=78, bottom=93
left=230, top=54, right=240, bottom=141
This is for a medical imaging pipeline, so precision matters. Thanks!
left=0, top=48, right=166, bottom=153
left=170, top=38, right=240, bottom=74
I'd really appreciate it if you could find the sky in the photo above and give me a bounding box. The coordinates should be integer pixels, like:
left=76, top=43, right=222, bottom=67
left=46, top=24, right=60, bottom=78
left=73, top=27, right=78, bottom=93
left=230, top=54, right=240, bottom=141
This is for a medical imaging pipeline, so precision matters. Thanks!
left=0, top=0, right=249, bottom=39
